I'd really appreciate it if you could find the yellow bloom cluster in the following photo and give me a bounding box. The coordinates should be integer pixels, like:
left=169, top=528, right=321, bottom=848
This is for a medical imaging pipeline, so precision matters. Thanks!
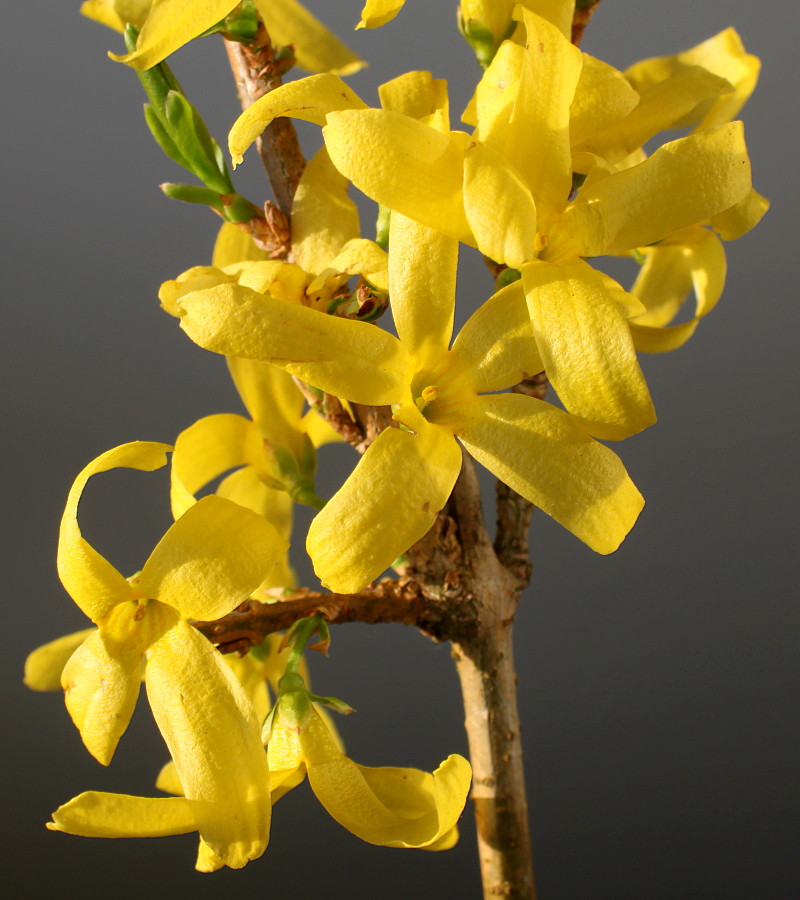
left=27, top=0, right=764, bottom=875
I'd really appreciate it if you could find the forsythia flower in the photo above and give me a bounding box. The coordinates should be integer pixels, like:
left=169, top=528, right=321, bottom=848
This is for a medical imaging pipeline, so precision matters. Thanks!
left=49, top=441, right=287, bottom=866
left=267, top=672, right=471, bottom=850
left=83, top=0, right=365, bottom=75
left=176, top=203, right=645, bottom=591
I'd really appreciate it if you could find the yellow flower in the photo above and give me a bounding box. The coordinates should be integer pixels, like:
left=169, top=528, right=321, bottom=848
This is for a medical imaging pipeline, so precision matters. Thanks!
left=267, top=672, right=470, bottom=850
left=176, top=199, right=645, bottom=591
left=83, top=0, right=365, bottom=75
left=51, top=441, right=288, bottom=866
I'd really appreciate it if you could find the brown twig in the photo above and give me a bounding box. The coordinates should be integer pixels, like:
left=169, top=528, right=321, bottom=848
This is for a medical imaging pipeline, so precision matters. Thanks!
left=224, top=25, right=305, bottom=217
left=572, top=0, right=601, bottom=46
left=195, top=578, right=437, bottom=652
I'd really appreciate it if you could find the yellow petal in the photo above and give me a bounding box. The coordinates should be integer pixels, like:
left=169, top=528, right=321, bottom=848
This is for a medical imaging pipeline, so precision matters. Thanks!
left=389, top=214, right=457, bottom=369
left=307, top=412, right=462, bottom=593
left=323, top=109, right=474, bottom=245
left=80, top=0, right=126, bottom=31
left=569, top=54, right=639, bottom=147
left=630, top=227, right=726, bottom=353
left=523, top=259, right=655, bottom=440
left=710, top=188, right=769, bottom=241
left=196, top=839, right=226, bottom=872
left=170, top=414, right=262, bottom=519
left=48, top=791, right=196, bottom=837
left=626, top=28, right=760, bottom=132
left=457, top=393, right=644, bottom=554
left=61, top=629, right=143, bottom=766
left=178, top=283, right=410, bottom=406
left=521, top=0, right=574, bottom=38
left=301, top=707, right=471, bottom=848
left=24, top=628, right=96, bottom=692
left=450, top=280, right=543, bottom=394
left=215, top=467, right=296, bottom=585
left=379, top=70, right=449, bottom=125
left=212, top=223, right=269, bottom=268
left=579, top=66, right=733, bottom=164
left=466, top=40, right=524, bottom=144
left=58, top=442, right=170, bottom=623
left=559, top=122, right=752, bottom=257
left=253, top=0, right=365, bottom=75
left=109, top=0, right=236, bottom=69
left=325, top=238, right=389, bottom=294
left=226, top=357, right=307, bottom=456
left=138, top=495, right=288, bottom=621
left=292, top=146, right=360, bottom=275
left=505, top=8, right=582, bottom=226
left=358, top=0, right=405, bottom=29
left=228, top=74, right=367, bottom=166
left=156, top=760, right=183, bottom=796
left=145, top=622, right=271, bottom=868
left=463, top=141, right=537, bottom=270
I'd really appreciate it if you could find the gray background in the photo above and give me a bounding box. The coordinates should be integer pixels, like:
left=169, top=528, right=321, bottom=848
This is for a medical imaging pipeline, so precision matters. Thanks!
left=3, top=1, right=797, bottom=897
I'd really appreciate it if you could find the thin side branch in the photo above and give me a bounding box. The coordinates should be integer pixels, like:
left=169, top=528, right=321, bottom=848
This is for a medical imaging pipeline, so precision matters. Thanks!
left=195, top=578, right=432, bottom=653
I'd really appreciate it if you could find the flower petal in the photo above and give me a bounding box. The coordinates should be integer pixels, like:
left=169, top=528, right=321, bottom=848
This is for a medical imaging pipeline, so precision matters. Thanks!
left=228, top=74, right=367, bottom=166
left=48, top=791, right=197, bottom=837
left=450, top=280, right=543, bottom=393
left=523, top=259, right=655, bottom=440
left=292, top=146, right=360, bottom=275
left=559, top=122, right=752, bottom=257
left=307, top=412, right=462, bottom=592
left=24, top=628, right=96, bottom=692
left=463, top=141, right=538, bottom=270
left=110, top=0, right=235, bottom=69
left=178, top=283, right=410, bottom=406
left=378, top=70, right=449, bottom=123
left=323, top=109, right=473, bottom=245
left=145, top=622, right=271, bottom=868
left=212, top=222, right=269, bottom=268
left=139, top=495, right=288, bottom=621
left=170, top=414, right=261, bottom=518
left=300, top=707, right=471, bottom=848
left=569, top=54, right=639, bottom=148
left=58, top=442, right=170, bottom=623
left=457, top=393, right=644, bottom=554
left=358, top=0, right=405, bottom=29
left=389, top=214, right=457, bottom=369
left=254, top=0, right=365, bottom=76
left=710, top=188, right=769, bottom=241
left=61, top=629, right=143, bottom=766
left=506, top=8, right=582, bottom=226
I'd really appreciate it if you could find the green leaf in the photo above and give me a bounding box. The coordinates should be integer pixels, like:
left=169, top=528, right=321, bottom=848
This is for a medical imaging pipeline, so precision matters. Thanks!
left=143, top=104, right=190, bottom=171
left=164, top=91, right=234, bottom=194
left=160, top=182, right=225, bottom=212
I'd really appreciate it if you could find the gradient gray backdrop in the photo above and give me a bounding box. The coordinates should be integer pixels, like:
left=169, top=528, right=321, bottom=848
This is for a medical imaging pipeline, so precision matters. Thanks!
left=3, top=2, right=797, bottom=897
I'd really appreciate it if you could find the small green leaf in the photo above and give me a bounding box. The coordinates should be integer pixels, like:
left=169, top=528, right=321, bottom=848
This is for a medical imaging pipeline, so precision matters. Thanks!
left=164, top=91, right=234, bottom=194
left=160, top=182, right=224, bottom=212
left=144, top=104, right=190, bottom=171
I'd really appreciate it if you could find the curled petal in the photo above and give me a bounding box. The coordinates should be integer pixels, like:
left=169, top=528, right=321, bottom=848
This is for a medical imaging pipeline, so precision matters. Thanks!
left=24, top=628, right=96, bottom=692
left=145, top=622, right=271, bottom=869
left=300, top=707, right=471, bottom=848
left=138, top=495, right=288, bottom=622
left=458, top=393, right=644, bottom=555
left=58, top=442, right=170, bottom=623
left=228, top=75, right=367, bottom=166
left=559, top=123, right=752, bottom=257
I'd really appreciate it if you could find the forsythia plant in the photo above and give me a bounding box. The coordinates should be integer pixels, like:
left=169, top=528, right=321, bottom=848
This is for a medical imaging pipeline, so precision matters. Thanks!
left=26, top=1, right=765, bottom=895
